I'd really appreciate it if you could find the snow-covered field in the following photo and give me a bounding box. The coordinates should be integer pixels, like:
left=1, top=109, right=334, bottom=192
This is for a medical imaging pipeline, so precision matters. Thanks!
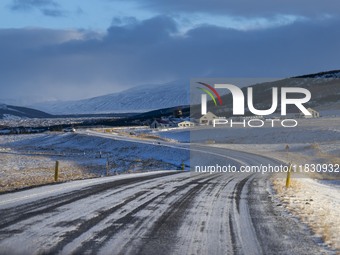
left=152, top=128, right=190, bottom=143
left=0, top=117, right=113, bottom=127
left=154, top=117, right=340, bottom=166
left=0, top=132, right=189, bottom=192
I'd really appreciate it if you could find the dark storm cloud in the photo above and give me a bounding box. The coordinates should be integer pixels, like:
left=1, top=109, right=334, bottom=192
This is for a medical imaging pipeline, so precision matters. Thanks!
left=41, top=8, right=64, bottom=17
left=10, top=0, right=65, bottom=17
left=10, top=0, right=58, bottom=10
left=0, top=15, right=339, bottom=102
left=109, top=0, right=340, bottom=18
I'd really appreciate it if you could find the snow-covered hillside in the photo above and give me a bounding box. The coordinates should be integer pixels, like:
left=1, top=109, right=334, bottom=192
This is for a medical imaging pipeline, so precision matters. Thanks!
left=30, top=70, right=340, bottom=115
left=0, top=104, right=52, bottom=119
left=30, top=80, right=191, bottom=115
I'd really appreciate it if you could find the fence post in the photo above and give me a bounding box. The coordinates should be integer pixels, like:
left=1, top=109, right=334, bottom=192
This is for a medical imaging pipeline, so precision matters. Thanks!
left=106, top=158, right=109, bottom=176
left=286, top=163, right=292, bottom=188
left=285, top=144, right=290, bottom=162
left=54, top=161, right=59, bottom=182
left=181, top=161, right=185, bottom=171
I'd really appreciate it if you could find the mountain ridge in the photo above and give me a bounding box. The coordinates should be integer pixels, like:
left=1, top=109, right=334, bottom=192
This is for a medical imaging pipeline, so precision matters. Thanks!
left=30, top=80, right=190, bottom=115
left=0, top=104, right=52, bottom=119
left=29, top=70, right=340, bottom=115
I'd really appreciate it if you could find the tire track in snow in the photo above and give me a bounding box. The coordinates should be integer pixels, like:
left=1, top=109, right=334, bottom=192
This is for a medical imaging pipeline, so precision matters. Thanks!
left=49, top=175, right=196, bottom=254
left=0, top=172, right=179, bottom=230
left=127, top=175, right=220, bottom=255
left=68, top=174, right=220, bottom=255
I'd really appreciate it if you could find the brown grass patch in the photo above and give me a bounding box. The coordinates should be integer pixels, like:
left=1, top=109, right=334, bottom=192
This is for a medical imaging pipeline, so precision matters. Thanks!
left=272, top=177, right=340, bottom=252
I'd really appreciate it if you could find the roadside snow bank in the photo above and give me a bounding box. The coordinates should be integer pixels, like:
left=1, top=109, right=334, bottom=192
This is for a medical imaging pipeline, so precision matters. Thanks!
left=273, top=178, right=340, bottom=252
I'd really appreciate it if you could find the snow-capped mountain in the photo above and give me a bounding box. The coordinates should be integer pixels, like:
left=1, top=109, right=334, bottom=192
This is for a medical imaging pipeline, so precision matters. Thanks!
left=30, top=80, right=191, bottom=115
left=29, top=70, right=340, bottom=115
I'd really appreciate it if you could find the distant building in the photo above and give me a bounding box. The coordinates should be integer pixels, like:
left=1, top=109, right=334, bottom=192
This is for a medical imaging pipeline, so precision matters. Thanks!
left=199, top=111, right=218, bottom=125
left=304, top=108, right=320, bottom=118
left=150, top=119, right=177, bottom=128
left=150, top=120, right=161, bottom=128
left=178, top=120, right=195, bottom=127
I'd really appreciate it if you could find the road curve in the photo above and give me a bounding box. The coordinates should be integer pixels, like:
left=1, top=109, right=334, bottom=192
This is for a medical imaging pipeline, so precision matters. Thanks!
left=0, top=134, right=333, bottom=255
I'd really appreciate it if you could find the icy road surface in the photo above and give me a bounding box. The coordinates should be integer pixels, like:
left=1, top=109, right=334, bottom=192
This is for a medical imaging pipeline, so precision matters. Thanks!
left=0, top=174, right=331, bottom=254
left=0, top=133, right=333, bottom=255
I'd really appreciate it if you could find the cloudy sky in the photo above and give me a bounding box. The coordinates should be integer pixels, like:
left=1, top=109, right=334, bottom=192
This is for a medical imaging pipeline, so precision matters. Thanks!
left=0, top=0, right=339, bottom=104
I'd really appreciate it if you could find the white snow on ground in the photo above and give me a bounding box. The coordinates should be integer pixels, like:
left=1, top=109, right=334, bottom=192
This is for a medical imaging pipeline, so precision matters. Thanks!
left=0, top=117, right=113, bottom=127
left=0, top=132, right=189, bottom=192
left=272, top=178, right=340, bottom=251
left=2, top=114, right=25, bottom=120
left=154, top=117, right=340, bottom=167
left=152, top=128, right=190, bottom=143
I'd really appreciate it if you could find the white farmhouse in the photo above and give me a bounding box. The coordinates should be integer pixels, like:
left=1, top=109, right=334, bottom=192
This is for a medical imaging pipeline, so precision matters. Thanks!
left=303, top=108, right=320, bottom=118
left=150, top=119, right=177, bottom=128
left=199, top=111, right=218, bottom=125
left=178, top=121, right=195, bottom=127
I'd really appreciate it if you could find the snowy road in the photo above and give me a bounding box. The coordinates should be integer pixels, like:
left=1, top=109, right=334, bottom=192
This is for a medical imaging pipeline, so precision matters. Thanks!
left=0, top=132, right=332, bottom=255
